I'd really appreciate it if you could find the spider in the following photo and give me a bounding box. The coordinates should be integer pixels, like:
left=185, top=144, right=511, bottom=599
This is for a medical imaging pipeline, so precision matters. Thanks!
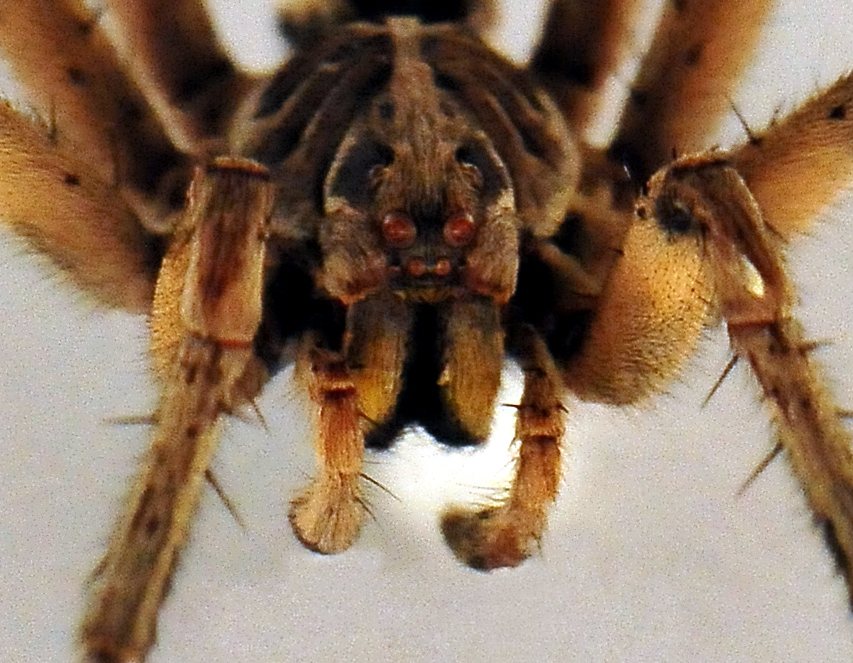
left=2, top=0, right=853, bottom=662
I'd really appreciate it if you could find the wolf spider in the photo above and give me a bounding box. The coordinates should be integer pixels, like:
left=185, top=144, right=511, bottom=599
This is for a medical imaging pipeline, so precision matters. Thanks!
left=2, top=0, right=853, bottom=661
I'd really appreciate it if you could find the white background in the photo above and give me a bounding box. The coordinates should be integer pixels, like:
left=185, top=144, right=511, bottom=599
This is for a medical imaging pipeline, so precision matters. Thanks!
left=2, top=1, right=853, bottom=661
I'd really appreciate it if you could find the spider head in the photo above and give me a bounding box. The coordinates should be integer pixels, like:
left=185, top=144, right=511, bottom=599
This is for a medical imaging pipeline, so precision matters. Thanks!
left=320, top=91, right=519, bottom=305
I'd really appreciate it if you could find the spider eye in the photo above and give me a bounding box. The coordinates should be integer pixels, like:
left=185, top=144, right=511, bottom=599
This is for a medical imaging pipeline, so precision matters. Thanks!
left=327, top=139, right=395, bottom=207
left=382, top=211, right=417, bottom=248
left=455, top=145, right=483, bottom=177
left=655, top=197, right=699, bottom=235
left=454, top=141, right=505, bottom=199
left=443, top=210, right=476, bottom=247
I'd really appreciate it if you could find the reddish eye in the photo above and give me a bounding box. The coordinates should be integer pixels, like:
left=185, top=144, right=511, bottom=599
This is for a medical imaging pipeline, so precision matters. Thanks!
left=434, top=259, right=452, bottom=276
left=443, top=211, right=475, bottom=247
left=406, top=258, right=427, bottom=277
left=382, top=212, right=417, bottom=248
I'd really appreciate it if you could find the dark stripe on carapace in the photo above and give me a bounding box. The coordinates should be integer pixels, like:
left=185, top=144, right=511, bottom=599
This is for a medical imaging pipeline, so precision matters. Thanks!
left=247, top=39, right=392, bottom=177
left=422, top=32, right=564, bottom=172
left=254, top=32, right=392, bottom=120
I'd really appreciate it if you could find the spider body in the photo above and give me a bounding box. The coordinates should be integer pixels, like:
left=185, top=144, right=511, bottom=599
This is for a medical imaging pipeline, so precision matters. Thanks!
left=2, top=1, right=853, bottom=661
left=236, top=17, right=575, bottom=454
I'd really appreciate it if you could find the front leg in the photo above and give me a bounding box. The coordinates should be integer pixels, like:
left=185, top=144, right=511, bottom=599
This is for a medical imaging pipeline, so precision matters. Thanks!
left=81, top=336, right=252, bottom=663
left=289, top=344, right=366, bottom=554
left=289, top=291, right=412, bottom=553
left=640, top=155, right=853, bottom=603
left=81, top=157, right=273, bottom=662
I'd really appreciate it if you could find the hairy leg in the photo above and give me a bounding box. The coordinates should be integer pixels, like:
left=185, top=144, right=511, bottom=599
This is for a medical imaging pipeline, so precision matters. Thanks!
left=289, top=343, right=367, bottom=554
left=0, top=102, right=157, bottom=311
left=82, top=158, right=273, bottom=662
left=0, top=0, right=189, bottom=228
left=531, top=0, right=645, bottom=137
left=608, top=0, right=774, bottom=182
left=640, top=155, right=853, bottom=603
left=732, top=71, right=853, bottom=239
left=106, top=0, right=253, bottom=155
left=81, top=337, right=248, bottom=663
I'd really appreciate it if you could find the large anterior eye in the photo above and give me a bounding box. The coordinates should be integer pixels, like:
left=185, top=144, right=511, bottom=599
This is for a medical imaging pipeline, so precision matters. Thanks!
left=443, top=210, right=475, bottom=247
left=382, top=211, right=417, bottom=248
left=327, top=139, right=395, bottom=207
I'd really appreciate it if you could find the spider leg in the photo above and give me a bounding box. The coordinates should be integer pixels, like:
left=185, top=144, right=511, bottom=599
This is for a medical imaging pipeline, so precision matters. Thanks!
left=288, top=290, right=418, bottom=553
left=276, top=0, right=360, bottom=47
left=732, top=71, right=853, bottom=238
left=608, top=0, right=774, bottom=183
left=82, top=158, right=273, bottom=662
left=105, top=0, right=253, bottom=155
left=0, top=102, right=157, bottom=311
left=640, top=155, right=853, bottom=604
left=441, top=324, right=565, bottom=570
left=514, top=139, right=715, bottom=407
left=531, top=0, right=645, bottom=137
left=0, top=0, right=190, bottom=228
left=288, top=343, right=368, bottom=554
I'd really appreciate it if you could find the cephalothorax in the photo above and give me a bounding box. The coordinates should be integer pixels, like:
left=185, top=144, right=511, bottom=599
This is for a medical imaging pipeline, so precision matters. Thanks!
left=2, top=0, right=853, bottom=661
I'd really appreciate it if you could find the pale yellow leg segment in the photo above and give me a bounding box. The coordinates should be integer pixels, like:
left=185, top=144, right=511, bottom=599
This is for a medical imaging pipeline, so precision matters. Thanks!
left=0, top=102, right=155, bottom=311
left=733, top=71, right=853, bottom=239
left=561, top=195, right=714, bottom=405
left=81, top=158, right=273, bottom=662
left=644, top=156, right=853, bottom=603
left=442, top=326, right=565, bottom=570
left=610, top=0, right=774, bottom=181
left=290, top=346, right=366, bottom=554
